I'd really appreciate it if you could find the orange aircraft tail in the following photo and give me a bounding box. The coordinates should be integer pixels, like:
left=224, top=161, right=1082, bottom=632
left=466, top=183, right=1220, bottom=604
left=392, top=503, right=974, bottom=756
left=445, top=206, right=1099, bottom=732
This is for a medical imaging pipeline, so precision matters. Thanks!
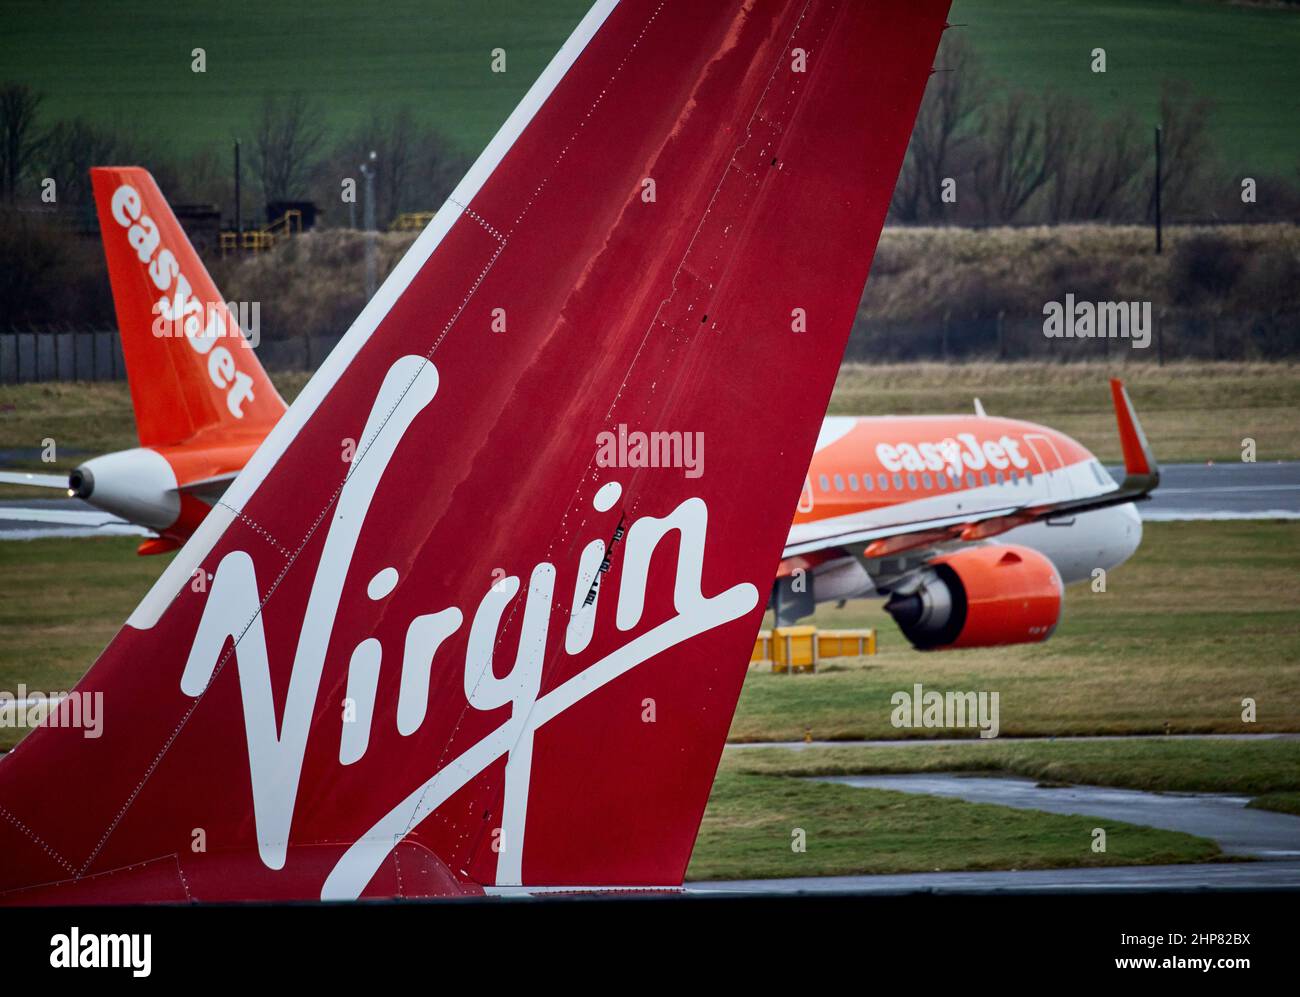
left=90, top=167, right=285, bottom=449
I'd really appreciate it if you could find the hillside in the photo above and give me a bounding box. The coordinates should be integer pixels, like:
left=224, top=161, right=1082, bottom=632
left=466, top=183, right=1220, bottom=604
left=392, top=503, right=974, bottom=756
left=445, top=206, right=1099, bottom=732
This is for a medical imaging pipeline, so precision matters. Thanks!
left=2, top=0, right=1295, bottom=170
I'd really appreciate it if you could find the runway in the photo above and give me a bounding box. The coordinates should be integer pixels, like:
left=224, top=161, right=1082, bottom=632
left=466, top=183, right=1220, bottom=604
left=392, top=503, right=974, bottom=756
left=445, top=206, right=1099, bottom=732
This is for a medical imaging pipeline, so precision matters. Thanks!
left=1, top=461, right=1297, bottom=541
left=1109, top=460, right=1300, bottom=521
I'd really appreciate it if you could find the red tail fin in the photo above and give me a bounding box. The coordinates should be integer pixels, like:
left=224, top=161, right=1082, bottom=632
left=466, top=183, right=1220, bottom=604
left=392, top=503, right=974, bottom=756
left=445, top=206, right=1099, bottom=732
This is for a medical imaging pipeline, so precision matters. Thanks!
left=0, top=0, right=948, bottom=903
left=90, top=167, right=285, bottom=448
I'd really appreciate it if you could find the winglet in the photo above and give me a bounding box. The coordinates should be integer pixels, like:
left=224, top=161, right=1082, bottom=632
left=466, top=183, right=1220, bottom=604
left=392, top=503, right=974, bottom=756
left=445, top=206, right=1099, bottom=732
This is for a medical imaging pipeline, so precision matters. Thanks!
left=973, top=397, right=986, bottom=418
left=1110, top=378, right=1159, bottom=489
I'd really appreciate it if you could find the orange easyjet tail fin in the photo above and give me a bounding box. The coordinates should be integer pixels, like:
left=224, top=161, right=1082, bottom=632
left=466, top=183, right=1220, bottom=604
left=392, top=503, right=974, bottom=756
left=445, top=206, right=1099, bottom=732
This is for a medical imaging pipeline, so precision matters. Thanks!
left=91, top=167, right=285, bottom=449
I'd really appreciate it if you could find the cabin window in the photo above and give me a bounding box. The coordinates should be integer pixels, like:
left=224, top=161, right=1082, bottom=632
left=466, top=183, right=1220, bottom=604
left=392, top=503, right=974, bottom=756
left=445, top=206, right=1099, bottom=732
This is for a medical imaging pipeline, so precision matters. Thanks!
left=893, top=474, right=904, bottom=490
left=833, top=474, right=845, bottom=491
left=878, top=473, right=889, bottom=491
left=922, top=473, right=933, bottom=489
left=862, top=473, right=873, bottom=491
left=907, top=473, right=918, bottom=490
left=848, top=473, right=859, bottom=491
left=819, top=474, right=830, bottom=492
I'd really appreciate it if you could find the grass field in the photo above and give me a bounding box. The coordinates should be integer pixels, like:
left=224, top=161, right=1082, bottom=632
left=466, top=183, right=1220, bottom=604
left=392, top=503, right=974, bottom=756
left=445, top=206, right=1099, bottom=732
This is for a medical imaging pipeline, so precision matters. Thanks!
left=1, top=520, right=1296, bottom=751
left=688, top=736, right=1296, bottom=878
left=953, top=0, right=1300, bottom=176
left=1, top=1, right=590, bottom=158
left=685, top=769, right=1220, bottom=881
left=2, top=1, right=1295, bottom=171
left=733, top=520, right=1300, bottom=742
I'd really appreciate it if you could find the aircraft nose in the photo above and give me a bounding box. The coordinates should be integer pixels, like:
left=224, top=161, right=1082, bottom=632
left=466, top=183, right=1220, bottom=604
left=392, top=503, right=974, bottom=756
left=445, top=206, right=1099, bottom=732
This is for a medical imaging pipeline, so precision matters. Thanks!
left=1112, top=501, right=1143, bottom=567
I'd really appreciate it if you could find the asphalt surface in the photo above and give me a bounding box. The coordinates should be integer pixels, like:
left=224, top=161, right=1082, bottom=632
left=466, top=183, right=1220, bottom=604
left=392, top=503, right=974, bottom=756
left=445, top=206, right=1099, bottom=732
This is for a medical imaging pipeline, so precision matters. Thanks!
left=814, top=773, right=1300, bottom=859
left=1109, top=460, right=1300, bottom=520
left=693, top=861, right=1300, bottom=895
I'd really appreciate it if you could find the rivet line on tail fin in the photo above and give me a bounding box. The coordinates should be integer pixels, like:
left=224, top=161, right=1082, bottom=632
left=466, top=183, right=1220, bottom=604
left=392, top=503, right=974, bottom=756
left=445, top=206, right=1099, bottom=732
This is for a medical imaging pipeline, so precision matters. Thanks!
left=174, top=854, right=193, bottom=901
left=511, top=2, right=665, bottom=230
left=0, top=802, right=76, bottom=876
left=217, top=501, right=291, bottom=560
left=447, top=198, right=507, bottom=245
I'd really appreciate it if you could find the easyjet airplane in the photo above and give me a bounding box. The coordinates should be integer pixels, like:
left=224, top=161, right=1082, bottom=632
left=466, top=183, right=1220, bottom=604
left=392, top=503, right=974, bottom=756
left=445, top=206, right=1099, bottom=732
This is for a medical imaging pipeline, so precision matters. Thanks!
left=781, top=383, right=1156, bottom=649
left=0, top=0, right=1146, bottom=905
left=1, top=170, right=1156, bottom=654
left=0, top=166, right=286, bottom=554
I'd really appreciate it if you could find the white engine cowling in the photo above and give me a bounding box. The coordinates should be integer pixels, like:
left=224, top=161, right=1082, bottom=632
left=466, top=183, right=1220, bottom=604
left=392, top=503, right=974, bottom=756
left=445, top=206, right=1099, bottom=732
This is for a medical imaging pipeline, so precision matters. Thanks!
left=69, top=448, right=180, bottom=530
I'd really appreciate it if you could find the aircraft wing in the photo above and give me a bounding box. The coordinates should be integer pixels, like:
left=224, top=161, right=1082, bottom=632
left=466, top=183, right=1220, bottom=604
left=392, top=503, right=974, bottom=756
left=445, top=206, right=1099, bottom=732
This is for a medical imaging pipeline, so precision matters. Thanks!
left=784, top=379, right=1160, bottom=560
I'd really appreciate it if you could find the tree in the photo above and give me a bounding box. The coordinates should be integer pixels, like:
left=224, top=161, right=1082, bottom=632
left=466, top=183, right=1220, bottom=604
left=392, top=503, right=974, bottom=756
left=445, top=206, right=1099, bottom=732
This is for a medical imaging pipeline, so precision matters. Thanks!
left=891, top=35, right=982, bottom=223
left=41, top=118, right=119, bottom=213
left=972, top=90, right=1055, bottom=224
left=250, top=93, right=326, bottom=205
left=1155, top=80, right=1215, bottom=221
left=321, top=106, right=468, bottom=228
left=0, top=82, right=44, bottom=203
left=1044, top=98, right=1148, bottom=222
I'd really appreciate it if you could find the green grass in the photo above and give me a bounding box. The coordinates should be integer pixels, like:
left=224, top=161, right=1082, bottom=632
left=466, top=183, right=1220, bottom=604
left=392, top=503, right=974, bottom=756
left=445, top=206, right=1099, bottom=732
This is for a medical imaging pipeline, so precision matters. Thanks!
left=2, top=1, right=1294, bottom=172
left=0, top=536, right=166, bottom=721
left=1248, top=792, right=1300, bottom=817
left=724, top=738, right=1300, bottom=797
left=686, top=770, right=1220, bottom=881
left=733, top=520, right=1300, bottom=743
left=952, top=0, right=1300, bottom=175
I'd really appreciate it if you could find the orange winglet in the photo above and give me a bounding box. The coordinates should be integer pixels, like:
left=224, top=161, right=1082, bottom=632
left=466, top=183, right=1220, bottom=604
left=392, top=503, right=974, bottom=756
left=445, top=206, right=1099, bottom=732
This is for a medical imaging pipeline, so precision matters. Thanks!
left=1111, top=378, right=1153, bottom=477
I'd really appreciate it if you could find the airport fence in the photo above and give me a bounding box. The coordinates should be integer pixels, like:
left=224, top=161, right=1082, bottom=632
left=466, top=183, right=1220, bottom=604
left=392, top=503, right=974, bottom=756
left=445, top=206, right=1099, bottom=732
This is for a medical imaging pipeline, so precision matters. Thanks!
left=0, top=331, right=345, bottom=383
left=2, top=315, right=1295, bottom=385
left=842, top=311, right=1300, bottom=363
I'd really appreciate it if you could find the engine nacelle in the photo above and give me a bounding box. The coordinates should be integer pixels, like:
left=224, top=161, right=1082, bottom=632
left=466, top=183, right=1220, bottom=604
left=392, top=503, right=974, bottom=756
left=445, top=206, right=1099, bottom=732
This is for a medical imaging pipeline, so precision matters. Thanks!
left=69, top=447, right=180, bottom=531
left=884, top=544, right=1063, bottom=651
